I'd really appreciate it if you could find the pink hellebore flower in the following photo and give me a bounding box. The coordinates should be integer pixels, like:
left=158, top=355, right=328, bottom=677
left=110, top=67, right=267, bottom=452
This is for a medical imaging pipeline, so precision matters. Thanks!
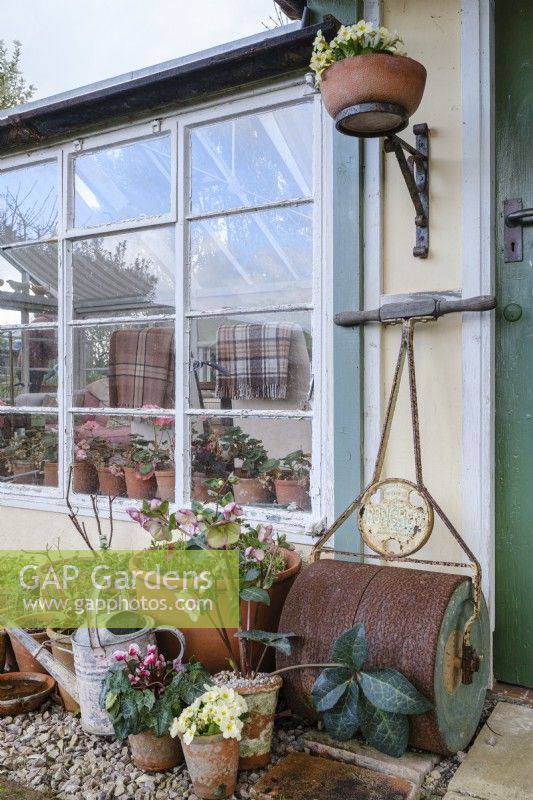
left=141, top=517, right=172, bottom=542
left=112, top=650, right=127, bottom=661
left=245, top=546, right=265, bottom=562
left=175, top=508, right=199, bottom=535
left=258, top=524, right=274, bottom=544
left=222, top=502, right=242, bottom=522
left=127, top=643, right=140, bottom=658
left=149, top=499, right=163, bottom=510
left=126, top=508, right=144, bottom=524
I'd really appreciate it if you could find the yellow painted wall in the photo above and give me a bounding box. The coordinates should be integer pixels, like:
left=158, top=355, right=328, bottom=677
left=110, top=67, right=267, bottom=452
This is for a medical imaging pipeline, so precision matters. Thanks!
left=381, top=0, right=465, bottom=566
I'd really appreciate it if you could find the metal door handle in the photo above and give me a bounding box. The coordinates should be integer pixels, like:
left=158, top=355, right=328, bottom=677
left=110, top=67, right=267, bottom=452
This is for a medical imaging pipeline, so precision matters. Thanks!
left=505, top=208, right=533, bottom=227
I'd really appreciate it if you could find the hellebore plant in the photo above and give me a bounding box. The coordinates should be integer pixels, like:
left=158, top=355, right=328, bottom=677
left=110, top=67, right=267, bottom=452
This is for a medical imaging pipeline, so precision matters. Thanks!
left=237, top=623, right=432, bottom=757
left=102, top=643, right=211, bottom=741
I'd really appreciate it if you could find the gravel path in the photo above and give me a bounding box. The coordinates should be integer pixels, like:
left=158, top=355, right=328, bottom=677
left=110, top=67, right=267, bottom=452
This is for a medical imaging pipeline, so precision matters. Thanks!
left=0, top=695, right=510, bottom=800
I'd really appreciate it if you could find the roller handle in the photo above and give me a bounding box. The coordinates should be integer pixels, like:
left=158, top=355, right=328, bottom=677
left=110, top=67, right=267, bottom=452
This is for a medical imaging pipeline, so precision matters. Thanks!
left=335, top=294, right=496, bottom=327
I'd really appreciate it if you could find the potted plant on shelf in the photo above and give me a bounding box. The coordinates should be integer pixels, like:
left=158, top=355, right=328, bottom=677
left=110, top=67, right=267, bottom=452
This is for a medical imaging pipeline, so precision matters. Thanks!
left=222, top=426, right=276, bottom=505
left=191, top=428, right=227, bottom=502
left=103, top=643, right=211, bottom=772
left=73, top=421, right=99, bottom=493
left=4, top=429, right=44, bottom=485
left=42, top=431, right=59, bottom=488
left=310, top=21, right=426, bottom=134
left=123, top=433, right=158, bottom=500
left=271, top=449, right=311, bottom=511
left=91, top=439, right=126, bottom=497
left=150, top=412, right=175, bottom=502
left=170, top=685, right=247, bottom=799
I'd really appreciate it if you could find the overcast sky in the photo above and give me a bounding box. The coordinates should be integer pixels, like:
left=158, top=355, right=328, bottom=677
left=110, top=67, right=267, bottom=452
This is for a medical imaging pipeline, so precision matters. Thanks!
left=1, top=0, right=285, bottom=101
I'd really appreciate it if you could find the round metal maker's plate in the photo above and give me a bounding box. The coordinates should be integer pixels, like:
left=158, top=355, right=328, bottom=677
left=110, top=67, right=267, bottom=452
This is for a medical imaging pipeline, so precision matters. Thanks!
left=358, top=478, right=434, bottom=557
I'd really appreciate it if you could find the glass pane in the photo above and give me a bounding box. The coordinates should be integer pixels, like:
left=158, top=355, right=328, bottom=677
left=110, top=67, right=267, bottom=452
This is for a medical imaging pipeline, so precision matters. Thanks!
left=0, top=243, right=58, bottom=325
left=73, top=321, right=175, bottom=409
left=71, top=413, right=175, bottom=501
left=0, top=413, right=58, bottom=488
left=189, top=416, right=312, bottom=511
left=189, top=311, right=312, bottom=411
left=0, top=328, right=58, bottom=404
left=189, top=205, right=312, bottom=310
left=72, top=227, right=175, bottom=319
left=74, top=135, right=171, bottom=228
left=190, top=104, right=313, bottom=214
left=0, top=161, right=57, bottom=244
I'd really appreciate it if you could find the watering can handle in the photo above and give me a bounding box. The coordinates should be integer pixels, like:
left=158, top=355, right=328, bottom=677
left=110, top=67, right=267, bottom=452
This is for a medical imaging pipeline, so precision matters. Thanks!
left=156, top=627, right=186, bottom=661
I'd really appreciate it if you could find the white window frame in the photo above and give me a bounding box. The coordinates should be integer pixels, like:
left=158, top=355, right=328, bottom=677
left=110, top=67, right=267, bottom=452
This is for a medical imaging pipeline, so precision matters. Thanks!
left=0, top=79, right=330, bottom=544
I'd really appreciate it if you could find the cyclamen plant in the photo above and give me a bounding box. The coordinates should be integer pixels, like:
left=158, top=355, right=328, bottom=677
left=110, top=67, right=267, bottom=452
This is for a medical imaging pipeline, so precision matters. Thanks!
left=310, top=21, right=406, bottom=85
left=170, top=685, right=248, bottom=744
left=103, top=643, right=211, bottom=741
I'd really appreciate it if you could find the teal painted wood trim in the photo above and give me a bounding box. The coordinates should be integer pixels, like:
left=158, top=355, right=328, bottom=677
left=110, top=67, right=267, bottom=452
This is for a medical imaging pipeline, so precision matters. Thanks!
left=308, top=0, right=363, bottom=557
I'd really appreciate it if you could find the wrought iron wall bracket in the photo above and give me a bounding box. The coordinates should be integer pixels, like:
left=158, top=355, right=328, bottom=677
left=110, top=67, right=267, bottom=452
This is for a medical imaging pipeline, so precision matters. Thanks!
left=384, top=123, right=430, bottom=258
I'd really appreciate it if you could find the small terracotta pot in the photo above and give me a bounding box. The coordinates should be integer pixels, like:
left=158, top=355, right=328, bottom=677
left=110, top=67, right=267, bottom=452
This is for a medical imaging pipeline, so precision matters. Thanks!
left=11, top=461, right=38, bottom=485
left=72, top=461, right=98, bottom=494
left=97, top=466, right=126, bottom=497
left=192, top=473, right=211, bottom=502
left=233, top=477, right=270, bottom=506
left=274, top=479, right=311, bottom=511
left=155, top=469, right=175, bottom=502
left=8, top=628, right=51, bottom=675
left=128, top=729, right=183, bottom=772
left=46, top=628, right=78, bottom=712
left=43, top=462, right=58, bottom=488
left=0, top=672, right=56, bottom=716
left=320, top=53, right=427, bottom=121
left=235, top=675, right=282, bottom=770
left=124, top=467, right=157, bottom=500
left=181, top=733, right=239, bottom=799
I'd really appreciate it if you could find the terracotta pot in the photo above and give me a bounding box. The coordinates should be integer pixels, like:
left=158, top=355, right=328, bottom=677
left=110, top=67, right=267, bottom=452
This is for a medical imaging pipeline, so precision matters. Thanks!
left=46, top=628, right=78, bottom=712
left=155, top=469, right=175, bottom=502
left=274, top=479, right=311, bottom=511
left=233, top=477, right=271, bottom=506
left=124, top=467, right=157, bottom=500
left=320, top=53, right=427, bottom=123
left=181, top=733, right=239, bottom=799
left=192, top=473, right=211, bottom=502
left=173, top=549, right=302, bottom=674
left=97, top=466, right=126, bottom=497
left=235, top=675, right=282, bottom=770
left=11, top=461, right=38, bottom=485
left=0, top=672, right=56, bottom=716
left=128, top=729, right=183, bottom=772
left=8, top=628, right=51, bottom=675
left=72, top=461, right=98, bottom=494
left=43, top=462, right=58, bottom=488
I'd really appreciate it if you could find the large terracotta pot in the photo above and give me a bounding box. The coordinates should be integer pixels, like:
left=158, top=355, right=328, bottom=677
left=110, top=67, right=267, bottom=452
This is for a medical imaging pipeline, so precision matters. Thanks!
left=320, top=53, right=427, bottom=121
left=8, top=628, right=50, bottom=675
left=232, top=477, right=271, bottom=506
left=11, top=461, right=38, bottom=485
left=97, top=466, right=126, bottom=497
left=274, top=479, right=311, bottom=511
left=124, top=467, right=157, bottom=500
left=46, top=628, right=78, bottom=712
left=72, top=461, right=98, bottom=494
left=165, top=549, right=302, bottom=674
left=155, top=469, right=175, bottom=502
left=128, top=729, right=183, bottom=772
left=181, top=733, right=239, bottom=799
left=234, top=675, right=282, bottom=770
left=0, top=629, right=6, bottom=672
left=43, top=462, right=58, bottom=488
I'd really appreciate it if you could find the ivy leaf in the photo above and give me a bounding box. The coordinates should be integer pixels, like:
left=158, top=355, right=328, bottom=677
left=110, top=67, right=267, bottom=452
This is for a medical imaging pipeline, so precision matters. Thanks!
left=311, top=667, right=354, bottom=712
left=321, top=679, right=360, bottom=741
left=235, top=630, right=297, bottom=655
left=240, top=586, right=270, bottom=606
left=359, top=695, right=409, bottom=757
left=331, top=624, right=367, bottom=670
left=359, top=669, right=433, bottom=715
left=206, top=522, right=241, bottom=549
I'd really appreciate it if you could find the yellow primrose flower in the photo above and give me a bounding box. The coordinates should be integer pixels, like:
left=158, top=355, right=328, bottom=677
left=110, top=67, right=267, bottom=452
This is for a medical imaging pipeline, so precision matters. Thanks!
left=355, top=20, right=375, bottom=35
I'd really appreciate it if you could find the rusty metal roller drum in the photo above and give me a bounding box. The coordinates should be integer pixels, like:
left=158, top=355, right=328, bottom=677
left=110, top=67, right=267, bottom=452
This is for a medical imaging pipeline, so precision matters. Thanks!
left=276, top=561, right=489, bottom=755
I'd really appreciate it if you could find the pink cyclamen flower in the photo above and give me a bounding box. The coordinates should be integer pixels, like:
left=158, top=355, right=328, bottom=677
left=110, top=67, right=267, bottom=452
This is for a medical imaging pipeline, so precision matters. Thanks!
left=245, top=546, right=265, bottom=562
left=173, top=658, right=185, bottom=674
left=112, top=650, right=127, bottom=661
left=141, top=669, right=151, bottom=678
left=144, top=652, right=157, bottom=666
left=128, top=674, right=140, bottom=685
left=146, top=644, right=158, bottom=656
left=222, top=501, right=242, bottom=522
left=127, top=643, right=140, bottom=658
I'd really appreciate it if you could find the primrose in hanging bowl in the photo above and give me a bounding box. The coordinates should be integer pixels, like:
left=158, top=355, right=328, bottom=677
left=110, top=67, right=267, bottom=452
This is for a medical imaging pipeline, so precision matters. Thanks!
left=310, top=21, right=427, bottom=137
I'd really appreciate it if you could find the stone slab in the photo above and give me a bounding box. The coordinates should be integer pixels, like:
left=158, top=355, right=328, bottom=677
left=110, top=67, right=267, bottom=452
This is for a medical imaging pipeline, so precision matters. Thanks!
left=302, top=730, right=438, bottom=787
left=444, top=701, right=533, bottom=800
left=251, top=752, right=419, bottom=800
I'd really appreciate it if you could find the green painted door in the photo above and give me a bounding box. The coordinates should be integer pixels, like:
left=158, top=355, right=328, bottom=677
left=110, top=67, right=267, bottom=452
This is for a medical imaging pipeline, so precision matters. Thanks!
left=494, top=0, right=533, bottom=686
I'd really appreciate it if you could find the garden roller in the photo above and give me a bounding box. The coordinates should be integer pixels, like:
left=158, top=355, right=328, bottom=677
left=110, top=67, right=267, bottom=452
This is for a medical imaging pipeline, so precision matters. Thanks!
left=277, top=296, right=495, bottom=755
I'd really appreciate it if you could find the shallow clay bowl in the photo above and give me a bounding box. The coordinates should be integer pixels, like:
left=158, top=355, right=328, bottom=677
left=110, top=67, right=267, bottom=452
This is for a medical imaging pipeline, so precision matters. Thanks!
left=0, top=672, right=56, bottom=715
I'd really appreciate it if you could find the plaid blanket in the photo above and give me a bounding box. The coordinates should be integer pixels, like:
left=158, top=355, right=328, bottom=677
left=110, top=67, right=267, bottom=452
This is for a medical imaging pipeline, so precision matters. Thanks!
left=109, top=327, right=175, bottom=408
left=215, top=323, right=293, bottom=401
